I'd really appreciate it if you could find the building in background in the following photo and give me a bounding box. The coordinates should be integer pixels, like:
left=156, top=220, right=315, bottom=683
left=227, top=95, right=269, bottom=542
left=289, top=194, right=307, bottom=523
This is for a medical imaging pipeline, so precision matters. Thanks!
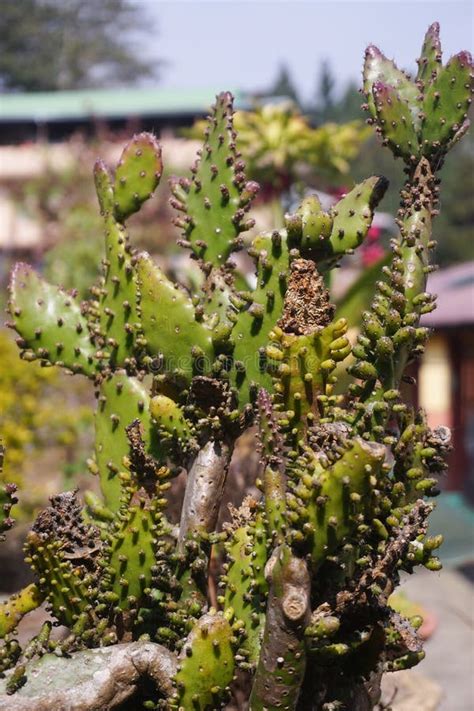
left=421, top=262, right=474, bottom=501
left=0, top=87, right=248, bottom=144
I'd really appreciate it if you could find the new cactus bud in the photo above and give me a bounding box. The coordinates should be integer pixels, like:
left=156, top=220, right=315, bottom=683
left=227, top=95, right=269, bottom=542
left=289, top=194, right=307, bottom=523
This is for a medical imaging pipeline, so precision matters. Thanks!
left=113, top=133, right=163, bottom=222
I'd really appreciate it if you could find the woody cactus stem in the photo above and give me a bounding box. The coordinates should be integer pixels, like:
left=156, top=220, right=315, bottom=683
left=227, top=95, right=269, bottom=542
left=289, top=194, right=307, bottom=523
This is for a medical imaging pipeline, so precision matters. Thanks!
left=177, top=439, right=232, bottom=551
left=249, top=546, right=311, bottom=711
left=1, top=24, right=471, bottom=711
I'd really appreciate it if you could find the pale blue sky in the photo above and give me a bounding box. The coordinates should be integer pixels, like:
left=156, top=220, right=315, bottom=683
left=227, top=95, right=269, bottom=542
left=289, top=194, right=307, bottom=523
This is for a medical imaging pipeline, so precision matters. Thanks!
left=138, top=0, right=473, bottom=100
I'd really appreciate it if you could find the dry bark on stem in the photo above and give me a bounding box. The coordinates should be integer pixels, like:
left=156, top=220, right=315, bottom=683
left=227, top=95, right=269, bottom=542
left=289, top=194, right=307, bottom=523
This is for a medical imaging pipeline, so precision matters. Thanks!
left=177, top=439, right=232, bottom=551
left=0, top=641, right=177, bottom=711
left=250, top=545, right=311, bottom=711
left=334, top=499, right=432, bottom=615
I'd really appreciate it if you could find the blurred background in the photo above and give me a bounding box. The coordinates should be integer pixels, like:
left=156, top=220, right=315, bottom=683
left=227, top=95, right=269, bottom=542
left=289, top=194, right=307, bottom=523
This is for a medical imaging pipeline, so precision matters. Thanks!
left=0, top=2, right=472, bottom=708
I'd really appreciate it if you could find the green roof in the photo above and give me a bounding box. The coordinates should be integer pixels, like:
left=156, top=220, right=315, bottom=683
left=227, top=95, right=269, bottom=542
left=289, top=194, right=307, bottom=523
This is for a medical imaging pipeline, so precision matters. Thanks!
left=0, top=87, right=246, bottom=122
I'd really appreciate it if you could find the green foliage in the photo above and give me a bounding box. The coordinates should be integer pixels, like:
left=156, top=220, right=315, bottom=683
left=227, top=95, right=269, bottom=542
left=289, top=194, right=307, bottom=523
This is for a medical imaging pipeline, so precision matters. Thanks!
left=434, top=128, right=474, bottom=264
left=0, top=0, right=159, bottom=91
left=0, top=25, right=471, bottom=711
left=315, top=60, right=336, bottom=122
left=0, top=332, right=57, bottom=485
left=44, top=234, right=102, bottom=304
left=0, top=331, right=92, bottom=503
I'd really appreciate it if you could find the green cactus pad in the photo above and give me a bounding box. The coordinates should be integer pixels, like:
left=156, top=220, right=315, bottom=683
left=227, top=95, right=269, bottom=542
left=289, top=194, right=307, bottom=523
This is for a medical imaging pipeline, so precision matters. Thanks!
left=113, top=133, right=163, bottom=222
left=94, top=372, right=162, bottom=511
left=364, top=45, right=420, bottom=125
left=173, top=610, right=235, bottom=710
left=23, top=492, right=100, bottom=631
left=25, top=532, right=94, bottom=629
left=94, top=158, right=115, bottom=215
left=0, top=585, right=44, bottom=638
left=288, top=437, right=386, bottom=568
left=268, top=316, right=350, bottom=434
left=199, top=267, right=238, bottom=327
left=93, top=162, right=142, bottom=368
left=83, top=490, right=115, bottom=523
left=328, top=176, right=389, bottom=254
left=222, top=506, right=268, bottom=666
left=8, top=263, right=97, bottom=376
left=351, top=160, right=436, bottom=397
left=372, top=82, right=421, bottom=162
left=400, top=205, right=432, bottom=311
left=99, top=490, right=162, bottom=613
left=256, top=390, right=286, bottom=539
left=136, top=252, right=213, bottom=383
left=421, top=51, right=473, bottom=157
left=171, top=91, right=257, bottom=267
left=231, top=230, right=290, bottom=404
left=416, top=22, right=442, bottom=85
left=285, top=194, right=332, bottom=252
left=393, top=409, right=450, bottom=504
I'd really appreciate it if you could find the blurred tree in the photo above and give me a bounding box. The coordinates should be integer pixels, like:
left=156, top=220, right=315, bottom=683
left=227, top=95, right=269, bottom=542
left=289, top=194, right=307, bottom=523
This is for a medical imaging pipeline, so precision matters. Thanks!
left=0, top=0, right=160, bottom=91
left=434, top=130, right=474, bottom=265
left=310, top=60, right=363, bottom=124
left=264, top=63, right=300, bottom=105
left=328, top=82, right=364, bottom=122
left=314, top=59, right=335, bottom=122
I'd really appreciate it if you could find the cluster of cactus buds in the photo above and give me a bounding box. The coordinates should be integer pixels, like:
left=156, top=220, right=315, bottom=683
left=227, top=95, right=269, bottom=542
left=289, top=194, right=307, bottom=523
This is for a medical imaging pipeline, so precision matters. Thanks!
left=0, top=447, right=16, bottom=542
left=0, top=24, right=472, bottom=711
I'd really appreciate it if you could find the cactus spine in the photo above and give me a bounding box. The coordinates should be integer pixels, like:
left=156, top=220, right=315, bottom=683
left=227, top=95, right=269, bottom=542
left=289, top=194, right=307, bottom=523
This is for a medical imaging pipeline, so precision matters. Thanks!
left=0, top=23, right=472, bottom=711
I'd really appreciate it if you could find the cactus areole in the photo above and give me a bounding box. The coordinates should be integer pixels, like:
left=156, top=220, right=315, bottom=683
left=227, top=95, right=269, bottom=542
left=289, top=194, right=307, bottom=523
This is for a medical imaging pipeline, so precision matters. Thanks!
left=0, top=24, right=472, bottom=711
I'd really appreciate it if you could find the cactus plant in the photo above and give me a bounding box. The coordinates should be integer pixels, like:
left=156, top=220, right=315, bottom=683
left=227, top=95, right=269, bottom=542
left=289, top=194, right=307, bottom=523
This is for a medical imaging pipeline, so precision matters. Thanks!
left=0, top=24, right=472, bottom=711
